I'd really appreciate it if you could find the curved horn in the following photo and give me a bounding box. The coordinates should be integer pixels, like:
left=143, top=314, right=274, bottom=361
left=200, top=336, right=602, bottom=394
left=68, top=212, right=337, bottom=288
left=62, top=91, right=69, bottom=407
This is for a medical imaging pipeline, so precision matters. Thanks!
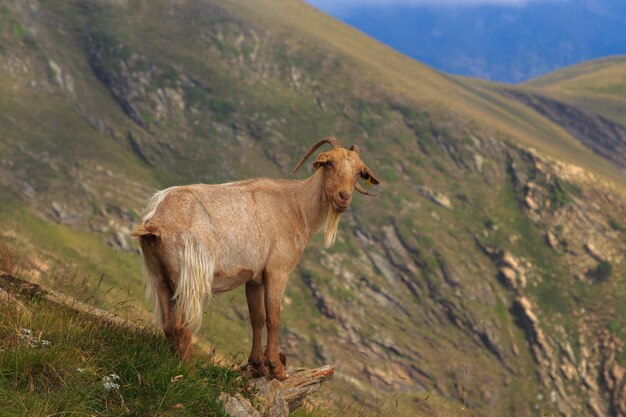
left=355, top=182, right=378, bottom=196
left=292, top=136, right=342, bottom=173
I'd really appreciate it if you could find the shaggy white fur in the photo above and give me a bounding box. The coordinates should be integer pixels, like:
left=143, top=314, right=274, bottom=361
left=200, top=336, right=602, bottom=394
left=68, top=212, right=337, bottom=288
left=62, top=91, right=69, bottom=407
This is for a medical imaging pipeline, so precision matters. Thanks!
left=174, top=235, right=214, bottom=333
left=323, top=205, right=342, bottom=248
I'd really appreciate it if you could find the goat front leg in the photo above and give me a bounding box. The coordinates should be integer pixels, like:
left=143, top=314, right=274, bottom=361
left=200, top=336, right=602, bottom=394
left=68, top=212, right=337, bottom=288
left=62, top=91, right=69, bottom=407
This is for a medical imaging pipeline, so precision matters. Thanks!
left=264, top=272, right=289, bottom=380
left=246, top=282, right=268, bottom=377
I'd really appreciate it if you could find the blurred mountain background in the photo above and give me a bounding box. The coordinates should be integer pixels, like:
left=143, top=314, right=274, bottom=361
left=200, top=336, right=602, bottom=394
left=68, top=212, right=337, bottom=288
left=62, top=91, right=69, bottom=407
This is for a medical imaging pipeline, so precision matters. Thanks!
left=308, top=0, right=626, bottom=82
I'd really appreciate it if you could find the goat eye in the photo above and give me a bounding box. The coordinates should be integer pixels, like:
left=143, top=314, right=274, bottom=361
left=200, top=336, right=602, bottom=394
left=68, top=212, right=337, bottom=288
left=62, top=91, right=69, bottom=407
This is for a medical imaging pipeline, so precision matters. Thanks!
left=362, top=172, right=370, bottom=180
left=325, top=161, right=333, bottom=168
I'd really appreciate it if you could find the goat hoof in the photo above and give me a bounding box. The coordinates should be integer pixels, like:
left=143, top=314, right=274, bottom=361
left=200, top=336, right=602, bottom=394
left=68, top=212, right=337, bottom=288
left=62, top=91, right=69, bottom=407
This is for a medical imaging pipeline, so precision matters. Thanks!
left=271, top=368, right=289, bottom=381
left=248, top=357, right=269, bottom=377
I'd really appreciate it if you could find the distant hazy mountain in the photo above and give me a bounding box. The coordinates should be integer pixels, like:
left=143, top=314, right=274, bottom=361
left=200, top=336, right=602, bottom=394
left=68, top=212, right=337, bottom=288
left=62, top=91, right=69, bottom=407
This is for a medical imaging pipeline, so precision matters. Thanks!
left=309, top=0, right=626, bottom=82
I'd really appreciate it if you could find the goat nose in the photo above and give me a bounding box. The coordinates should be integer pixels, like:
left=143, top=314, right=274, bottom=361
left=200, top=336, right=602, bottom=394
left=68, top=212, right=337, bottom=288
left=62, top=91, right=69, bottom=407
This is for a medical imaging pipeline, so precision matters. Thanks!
left=339, top=191, right=349, bottom=201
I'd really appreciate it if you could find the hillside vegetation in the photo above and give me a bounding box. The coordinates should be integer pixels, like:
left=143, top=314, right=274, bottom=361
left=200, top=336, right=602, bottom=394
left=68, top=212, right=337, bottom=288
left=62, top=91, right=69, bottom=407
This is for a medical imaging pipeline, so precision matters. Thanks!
left=1, top=1, right=625, bottom=416
left=0, top=271, right=245, bottom=417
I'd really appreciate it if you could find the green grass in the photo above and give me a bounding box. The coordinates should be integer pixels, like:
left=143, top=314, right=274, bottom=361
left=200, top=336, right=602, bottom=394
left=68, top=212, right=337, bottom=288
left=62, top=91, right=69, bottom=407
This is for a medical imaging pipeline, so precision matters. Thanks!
left=0, top=296, right=246, bottom=416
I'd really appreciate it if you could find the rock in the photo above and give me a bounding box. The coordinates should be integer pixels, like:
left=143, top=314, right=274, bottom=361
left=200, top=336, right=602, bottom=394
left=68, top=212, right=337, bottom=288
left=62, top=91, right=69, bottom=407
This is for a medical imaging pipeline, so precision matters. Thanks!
left=432, top=193, right=453, bottom=210
left=513, top=296, right=551, bottom=360
left=496, top=252, right=526, bottom=290
left=584, top=242, right=605, bottom=261
left=560, top=362, right=578, bottom=380
left=501, top=252, right=520, bottom=271
left=525, top=195, right=539, bottom=210
left=314, top=341, right=331, bottom=363
left=50, top=201, right=81, bottom=225
left=48, top=60, right=63, bottom=87
left=111, top=231, right=130, bottom=252
left=252, top=379, right=288, bottom=417
left=302, top=274, right=336, bottom=319
left=474, top=153, right=484, bottom=172
left=418, top=186, right=454, bottom=210
left=219, top=392, right=261, bottom=417
left=498, top=267, right=518, bottom=290
left=249, top=366, right=334, bottom=413
left=546, top=231, right=559, bottom=249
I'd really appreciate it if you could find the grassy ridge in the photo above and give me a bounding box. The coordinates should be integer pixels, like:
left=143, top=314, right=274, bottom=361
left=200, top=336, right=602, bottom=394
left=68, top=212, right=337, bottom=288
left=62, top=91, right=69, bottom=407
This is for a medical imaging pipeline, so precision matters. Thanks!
left=525, top=55, right=626, bottom=125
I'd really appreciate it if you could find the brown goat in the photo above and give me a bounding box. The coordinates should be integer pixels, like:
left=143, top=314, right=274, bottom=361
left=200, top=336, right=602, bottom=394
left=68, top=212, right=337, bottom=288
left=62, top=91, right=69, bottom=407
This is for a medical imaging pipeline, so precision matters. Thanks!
left=133, top=137, right=379, bottom=380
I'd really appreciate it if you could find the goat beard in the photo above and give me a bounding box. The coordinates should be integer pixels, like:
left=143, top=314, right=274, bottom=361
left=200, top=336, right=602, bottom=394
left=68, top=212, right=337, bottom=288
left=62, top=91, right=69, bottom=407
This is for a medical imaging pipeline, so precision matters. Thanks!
left=323, top=204, right=342, bottom=248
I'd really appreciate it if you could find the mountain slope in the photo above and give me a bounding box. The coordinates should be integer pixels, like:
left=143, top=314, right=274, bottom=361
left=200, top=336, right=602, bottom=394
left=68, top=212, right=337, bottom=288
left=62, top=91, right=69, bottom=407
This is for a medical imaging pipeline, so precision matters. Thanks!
left=0, top=1, right=625, bottom=416
left=526, top=55, right=626, bottom=126
left=491, top=56, right=626, bottom=172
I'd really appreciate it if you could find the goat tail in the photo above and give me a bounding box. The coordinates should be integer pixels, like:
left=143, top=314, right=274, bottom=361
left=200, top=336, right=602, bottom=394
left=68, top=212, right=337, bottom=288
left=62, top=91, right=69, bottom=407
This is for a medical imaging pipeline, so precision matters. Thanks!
left=174, top=235, right=215, bottom=334
left=139, top=234, right=214, bottom=334
left=132, top=224, right=160, bottom=238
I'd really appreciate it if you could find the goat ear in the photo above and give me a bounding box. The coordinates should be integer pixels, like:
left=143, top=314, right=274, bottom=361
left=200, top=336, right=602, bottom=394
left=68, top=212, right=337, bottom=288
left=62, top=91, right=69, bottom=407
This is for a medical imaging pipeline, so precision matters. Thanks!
left=350, top=144, right=360, bottom=153
left=360, top=166, right=380, bottom=186
left=312, top=153, right=329, bottom=170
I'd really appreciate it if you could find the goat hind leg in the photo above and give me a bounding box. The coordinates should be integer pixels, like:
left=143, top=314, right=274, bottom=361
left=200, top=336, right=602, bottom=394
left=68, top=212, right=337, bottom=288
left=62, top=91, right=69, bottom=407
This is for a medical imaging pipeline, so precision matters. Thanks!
left=156, top=269, right=192, bottom=360
left=160, top=297, right=193, bottom=361
left=246, top=282, right=268, bottom=377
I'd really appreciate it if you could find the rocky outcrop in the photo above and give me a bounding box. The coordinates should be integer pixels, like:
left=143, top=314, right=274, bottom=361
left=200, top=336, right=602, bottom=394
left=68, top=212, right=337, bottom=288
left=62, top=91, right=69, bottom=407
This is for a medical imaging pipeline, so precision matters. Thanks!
left=596, top=330, right=626, bottom=417
left=85, top=33, right=188, bottom=131
left=417, top=185, right=454, bottom=210
left=223, top=366, right=335, bottom=417
left=301, top=273, right=336, bottom=320
left=584, top=242, right=605, bottom=262
left=219, top=392, right=261, bottom=417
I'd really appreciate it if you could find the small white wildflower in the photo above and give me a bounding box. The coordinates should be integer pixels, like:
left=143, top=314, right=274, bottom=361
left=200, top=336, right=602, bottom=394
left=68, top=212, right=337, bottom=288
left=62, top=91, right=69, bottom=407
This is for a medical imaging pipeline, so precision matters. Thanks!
left=76, top=368, right=85, bottom=373
left=19, top=328, right=32, bottom=339
left=0, top=347, right=5, bottom=353
left=102, top=373, right=121, bottom=390
left=40, top=340, right=51, bottom=347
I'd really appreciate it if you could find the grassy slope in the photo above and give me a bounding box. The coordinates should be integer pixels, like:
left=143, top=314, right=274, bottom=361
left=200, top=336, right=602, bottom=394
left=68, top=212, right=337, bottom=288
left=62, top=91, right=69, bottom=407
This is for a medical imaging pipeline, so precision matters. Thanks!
left=524, top=55, right=626, bottom=125
left=0, top=288, right=245, bottom=416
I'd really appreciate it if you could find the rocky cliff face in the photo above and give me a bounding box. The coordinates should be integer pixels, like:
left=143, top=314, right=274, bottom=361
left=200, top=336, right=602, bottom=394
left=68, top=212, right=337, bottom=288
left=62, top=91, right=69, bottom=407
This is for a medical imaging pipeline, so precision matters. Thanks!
left=0, top=1, right=625, bottom=416
left=504, top=90, right=626, bottom=170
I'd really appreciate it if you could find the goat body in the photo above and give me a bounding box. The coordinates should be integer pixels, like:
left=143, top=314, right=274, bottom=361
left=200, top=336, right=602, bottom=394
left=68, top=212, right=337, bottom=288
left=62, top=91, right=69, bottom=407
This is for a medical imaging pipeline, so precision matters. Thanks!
left=134, top=137, right=379, bottom=380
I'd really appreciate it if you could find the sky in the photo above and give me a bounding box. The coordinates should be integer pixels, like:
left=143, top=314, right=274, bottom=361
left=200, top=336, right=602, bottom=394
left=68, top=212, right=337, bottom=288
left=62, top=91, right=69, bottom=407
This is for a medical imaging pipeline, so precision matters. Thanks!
left=309, top=0, right=566, bottom=14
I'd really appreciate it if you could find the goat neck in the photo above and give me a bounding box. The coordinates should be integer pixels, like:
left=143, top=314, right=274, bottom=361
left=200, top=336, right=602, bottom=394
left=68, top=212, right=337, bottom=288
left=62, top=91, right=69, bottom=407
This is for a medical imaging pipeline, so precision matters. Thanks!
left=292, top=169, right=331, bottom=240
